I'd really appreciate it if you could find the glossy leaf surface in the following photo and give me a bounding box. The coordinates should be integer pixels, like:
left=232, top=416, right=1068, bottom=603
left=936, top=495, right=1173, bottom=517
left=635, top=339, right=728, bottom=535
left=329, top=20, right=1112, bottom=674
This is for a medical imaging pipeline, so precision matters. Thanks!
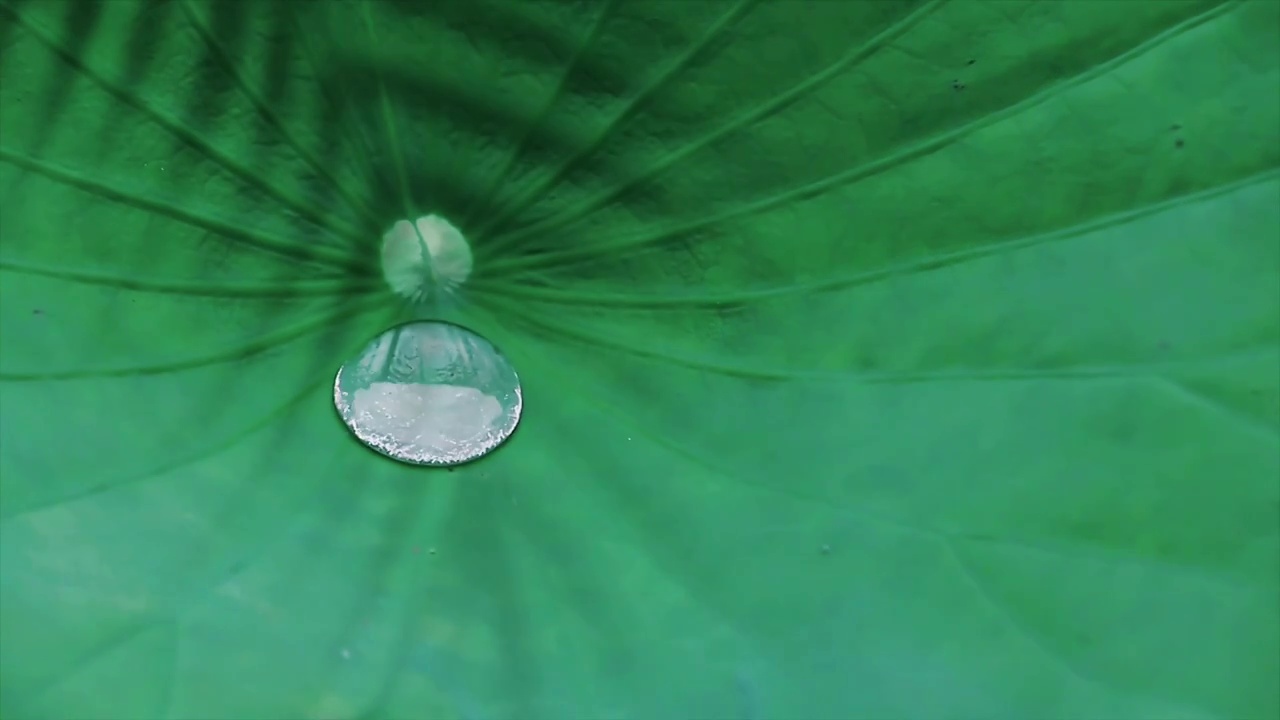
left=1, top=1, right=1277, bottom=718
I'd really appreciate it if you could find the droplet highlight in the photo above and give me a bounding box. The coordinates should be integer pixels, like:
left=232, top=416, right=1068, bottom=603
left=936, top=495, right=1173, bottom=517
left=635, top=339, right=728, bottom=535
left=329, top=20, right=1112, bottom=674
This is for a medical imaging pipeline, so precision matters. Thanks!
left=334, top=321, right=522, bottom=466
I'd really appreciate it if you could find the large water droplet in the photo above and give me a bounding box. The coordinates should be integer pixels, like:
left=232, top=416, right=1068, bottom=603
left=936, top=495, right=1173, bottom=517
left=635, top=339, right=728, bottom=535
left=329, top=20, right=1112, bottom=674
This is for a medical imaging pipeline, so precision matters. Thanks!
left=333, top=321, right=522, bottom=466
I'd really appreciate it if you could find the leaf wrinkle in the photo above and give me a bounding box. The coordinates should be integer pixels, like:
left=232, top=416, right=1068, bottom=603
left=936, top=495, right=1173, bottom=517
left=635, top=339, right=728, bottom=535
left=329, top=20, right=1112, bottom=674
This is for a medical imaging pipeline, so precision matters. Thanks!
left=483, top=0, right=1254, bottom=279
left=473, top=0, right=763, bottom=249
left=0, top=2, right=368, bottom=244
left=0, top=146, right=367, bottom=273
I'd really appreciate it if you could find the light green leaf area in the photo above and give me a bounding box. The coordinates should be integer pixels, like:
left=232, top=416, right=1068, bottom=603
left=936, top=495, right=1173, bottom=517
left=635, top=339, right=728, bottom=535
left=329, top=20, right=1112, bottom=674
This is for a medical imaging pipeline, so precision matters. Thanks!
left=1, top=1, right=1277, bottom=718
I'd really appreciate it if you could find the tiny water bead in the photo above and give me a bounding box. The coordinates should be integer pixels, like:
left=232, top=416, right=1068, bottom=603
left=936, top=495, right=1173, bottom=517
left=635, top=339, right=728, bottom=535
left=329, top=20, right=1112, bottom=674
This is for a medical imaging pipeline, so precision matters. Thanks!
left=380, top=214, right=474, bottom=302
left=333, top=321, right=523, bottom=466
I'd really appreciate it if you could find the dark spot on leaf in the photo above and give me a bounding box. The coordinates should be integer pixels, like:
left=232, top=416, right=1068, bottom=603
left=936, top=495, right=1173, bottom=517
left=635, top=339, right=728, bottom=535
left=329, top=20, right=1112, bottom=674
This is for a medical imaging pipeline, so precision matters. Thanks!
left=32, top=309, right=42, bottom=315
left=951, top=80, right=966, bottom=91
left=1175, top=138, right=1184, bottom=148
left=1170, top=123, right=1182, bottom=131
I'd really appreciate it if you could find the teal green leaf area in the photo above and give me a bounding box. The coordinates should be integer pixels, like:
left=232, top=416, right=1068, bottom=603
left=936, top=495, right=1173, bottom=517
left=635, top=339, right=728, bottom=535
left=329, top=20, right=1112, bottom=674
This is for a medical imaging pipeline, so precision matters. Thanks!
left=2, top=0, right=1278, bottom=718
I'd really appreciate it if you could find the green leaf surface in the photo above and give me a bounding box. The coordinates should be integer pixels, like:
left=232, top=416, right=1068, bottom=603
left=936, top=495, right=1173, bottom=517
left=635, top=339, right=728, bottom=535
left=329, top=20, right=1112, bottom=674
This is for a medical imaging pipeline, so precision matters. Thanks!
left=1, top=1, right=1277, bottom=718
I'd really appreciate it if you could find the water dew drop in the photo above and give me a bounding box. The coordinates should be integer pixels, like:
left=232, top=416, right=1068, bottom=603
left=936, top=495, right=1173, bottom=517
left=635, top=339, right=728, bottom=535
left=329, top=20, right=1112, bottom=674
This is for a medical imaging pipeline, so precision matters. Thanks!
left=333, top=321, right=522, bottom=466
left=380, top=214, right=473, bottom=302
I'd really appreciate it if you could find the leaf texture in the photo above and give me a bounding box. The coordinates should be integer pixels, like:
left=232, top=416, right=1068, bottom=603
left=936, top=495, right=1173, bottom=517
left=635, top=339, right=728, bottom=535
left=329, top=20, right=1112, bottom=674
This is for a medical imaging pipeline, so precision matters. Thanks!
left=0, top=1, right=1277, bottom=718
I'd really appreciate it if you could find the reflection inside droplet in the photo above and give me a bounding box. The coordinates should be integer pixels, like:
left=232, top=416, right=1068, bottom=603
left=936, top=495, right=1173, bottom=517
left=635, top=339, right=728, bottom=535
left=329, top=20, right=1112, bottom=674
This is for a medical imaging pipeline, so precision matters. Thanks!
left=333, top=321, right=522, bottom=466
